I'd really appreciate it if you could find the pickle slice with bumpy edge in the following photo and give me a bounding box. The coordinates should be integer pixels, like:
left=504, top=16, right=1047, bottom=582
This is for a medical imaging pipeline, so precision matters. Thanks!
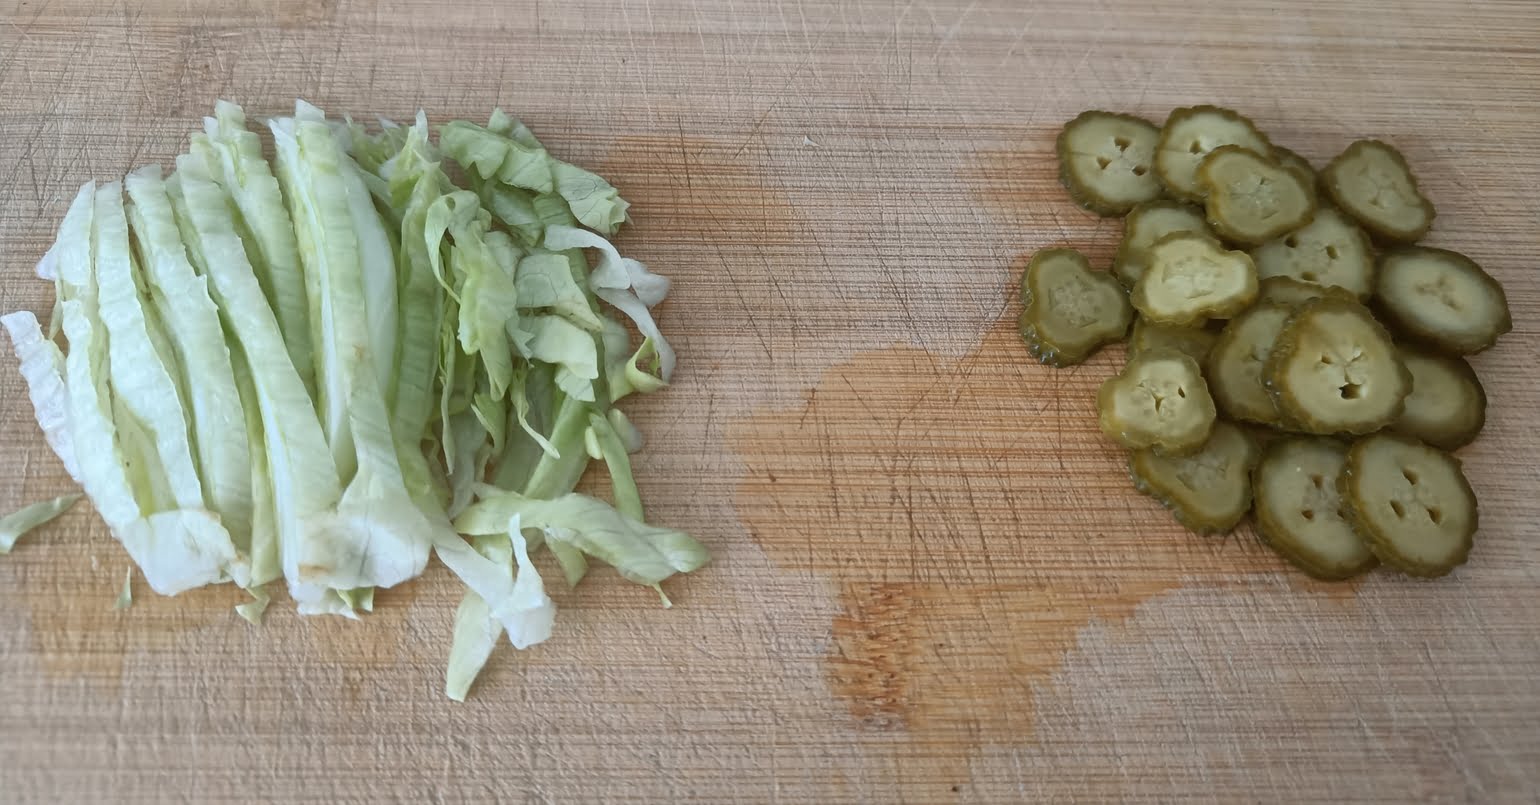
left=1392, top=346, right=1486, bottom=450
left=1340, top=433, right=1476, bottom=577
left=1017, top=248, right=1132, bottom=367
left=1056, top=111, right=1163, bottom=216
left=1256, top=276, right=1358, bottom=308
left=1132, top=232, right=1258, bottom=327
left=1097, top=348, right=1216, bottom=455
left=1376, top=247, right=1512, bottom=355
left=1206, top=303, right=1292, bottom=426
left=1129, top=421, right=1259, bottom=534
left=1112, top=200, right=1211, bottom=289
left=1265, top=298, right=1411, bottom=435
left=1128, top=317, right=1217, bottom=364
left=1198, top=146, right=1317, bottom=245
left=1250, top=208, right=1375, bottom=299
left=1272, top=146, right=1318, bottom=196
left=1322, top=140, right=1434, bottom=243
left=1253, top=437, right=1377, bottom=580
left=1154, top=105, right=1273, bottom=202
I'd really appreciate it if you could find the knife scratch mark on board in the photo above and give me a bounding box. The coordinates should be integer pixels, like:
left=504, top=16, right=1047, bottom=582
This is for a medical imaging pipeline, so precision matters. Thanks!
left=730, top=313, right=1360, bottom=741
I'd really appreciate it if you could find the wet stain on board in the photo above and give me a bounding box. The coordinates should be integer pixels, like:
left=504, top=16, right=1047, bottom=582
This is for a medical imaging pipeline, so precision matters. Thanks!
left=731, top=311, right=1361, bottom=739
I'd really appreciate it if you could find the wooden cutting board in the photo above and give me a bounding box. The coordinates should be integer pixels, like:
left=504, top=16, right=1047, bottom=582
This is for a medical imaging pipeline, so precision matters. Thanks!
left=3, top=0, right=1537, bottom=800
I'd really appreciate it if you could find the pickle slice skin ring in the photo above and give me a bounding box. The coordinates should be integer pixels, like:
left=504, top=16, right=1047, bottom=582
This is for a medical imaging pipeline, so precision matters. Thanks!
left=1391, top=345, right=1487, bottom=451
left=1322, top=139, right=1435, bottom=243
left=1154, top=105, right=1273, bottom=202
left=1057, top=111, right=1164, bottom=216
left=1250, top=207, right=1376, bottom=300
left=1253, top=437, right=1377, bottom=580
left=1128, top=317, right=1218, bottom=365
left=1375, top=246, right=1513, bottom=355
left=1340, top=433, right=1477, bottom=578
left=1198, top=145, right=1318, bottom=246
left=1264, top=297, right=1411, bottom=436
left=1097, top=347, right=1217, bottom=455
left=1113, top=200, right=1211, bottom=289
left=1206, top=302, right=1293, bottom=426
left=1017, top=248, right=1133, bottom=367
left=1130, top=421, right=1260, bottom=535
left=1132, top=232, right=1259, bottom=327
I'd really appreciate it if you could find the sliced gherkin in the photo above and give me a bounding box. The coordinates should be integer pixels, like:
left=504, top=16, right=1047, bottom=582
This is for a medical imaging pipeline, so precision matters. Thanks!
left=1206, top=303, right=1292, bottom=426
left=1250, top=208, right=1375, bottom=299
left=1272, top=146, right=1318, bottom=196
left=1376, top=247, right=1512, bottom=355
left=1198, top=145, right=1316, bottom=245
left=1340, top=433, right=1476, bottom=577
left=1392, top=345, right=1486, bottom=450
left=1256, top=276, right=1358, bottom=308
left=1264, top=298, right=1410, bottom=435
left=1154, top=105, right=1272, bottom=202
left=1253, top=437, right=1376, bottom=580
left=1056, top=111, right=1163, bottom=216
left=1128, top=317, right=1217, bottom=364
left=1129, top=421, right=1259, bottom=534
left=1132, top=232, right=1258, bottom=327
left=1017, top=248, right=1132, bottom=366
left=1322, top=140, right=1434, bottom=242
left=1113, top=200, right=1210, bottom=289
left=1097, top=347, right=1216, bottom=455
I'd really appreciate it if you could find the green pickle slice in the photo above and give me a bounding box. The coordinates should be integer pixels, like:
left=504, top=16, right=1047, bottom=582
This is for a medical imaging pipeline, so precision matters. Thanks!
left=1113, top=201, right=1211, bottom=288
left=1322, top=140, right=1434, bottom=242
left=1257, top=276, right=1358, bottom=308
left=1265, top=298, right=1410, bottom=435
left=1130, top=421, right=1259, bottom=534
left=1017, top=248, right=1132, bottom=366
left=1376, top=247, right=1512, bottom=355
left=1128, top=317, right=1217, bottom=364
left=1206, top=303, right=1292, bottom=426
left=1154, top=105, right=1273, bottom=202
left=1250, top=208, right=1376, bottom=299
left=1132, top=232, right=1258, bottom=327
left=1272, top=146, right=1318, bottom=195
left=1198, top=145, right=1317, bottom=245
left=1097, top=348, right=1216, bottom=454
left=1253, top=437, right=1377, bottom=580
left=1057, top=111, right=1163, bottom=216
left=1392, top=346, right=1486, bottom=450
left=1341, top=433, right=1476, bottom=577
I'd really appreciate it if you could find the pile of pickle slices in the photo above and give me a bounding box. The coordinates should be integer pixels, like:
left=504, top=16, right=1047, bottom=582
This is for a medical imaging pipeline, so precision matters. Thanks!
left=1022, top=105, right=1512, bottom=580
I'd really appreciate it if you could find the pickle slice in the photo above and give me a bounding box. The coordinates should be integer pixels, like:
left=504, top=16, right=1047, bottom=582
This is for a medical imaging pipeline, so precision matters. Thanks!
left=1250, top=208, right=1375, bottom=299
left=1129, top=317, right=1217, bottom=364
left=1057, top=111, right=1163, bottom=216
left=1130, top=421, right=1259, bottom=534
left=1265, top=298, right=1410, bottom=435
left=1206, top=303, right=1292, bottom=426
left=1198, top=146, right=1317, bottom=245
left=1376, top=247, right=1512, bottom=355
left=1256, top=276, right=1358, bottom=308
left=1322, top=140, right=1434, bottom=242
left=1392, top=346, right=1486, bottom=450
left=1132, top=233, right=1258, bottom=327
left=1017, top=248, right=1132, bottom=367
left=1253, top=437, right=1376, bottom=580
left=1341, top=434, right=1476, bottom=577
left=1112, top=200, right=1211, bottom=288
left=1154, top=105, right=1273, bottom=202
left=1272, top=146, right=1318, bottom=195
left=1097, top=348, right=1216, bottom=454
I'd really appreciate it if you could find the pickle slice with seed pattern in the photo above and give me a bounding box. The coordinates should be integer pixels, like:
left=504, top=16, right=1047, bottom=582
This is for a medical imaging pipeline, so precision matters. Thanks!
left=1154, top=105, right=1273, bottom=202
left=1264, top=298, right=1410, bottom=435
left=1097, top=347, right=1216, bottom=455
left=1250, top=208, right=1375, bottom=299
left=1017, top=248, right=1132, bottom=367
left=1056, top=111, right=1163, bottom=216
left=1132, top=232, right=1258, bottom=327
left=1376, top=247, right=1512, bottom=355
left=1322, top=140, right=1434, bottom=242
left=1207, top=303, right=1292, bottom=426
left=1341, top=433, right=1476, bottom=577
left=1253, top=437, right=1377, bottom=580
left=1198, top=145, right=1317, bottom=245
left=1130, top=421, right=1259, bottom=534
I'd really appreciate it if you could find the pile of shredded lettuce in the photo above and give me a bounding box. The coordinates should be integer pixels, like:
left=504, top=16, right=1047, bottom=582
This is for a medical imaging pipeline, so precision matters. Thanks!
left=1, top=100, right=706, bottom=700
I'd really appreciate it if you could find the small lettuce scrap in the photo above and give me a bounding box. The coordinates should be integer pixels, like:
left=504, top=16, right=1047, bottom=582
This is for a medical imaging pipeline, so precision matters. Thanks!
left=0, top=494, right=81, bottom=553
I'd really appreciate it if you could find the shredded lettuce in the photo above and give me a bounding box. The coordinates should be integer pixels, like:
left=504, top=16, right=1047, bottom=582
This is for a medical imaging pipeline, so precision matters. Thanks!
left=113, top=569, right=133, bottom=610
left=1, top=311, right=79, bottom=480
left=0, top=493, right=80, bottom=553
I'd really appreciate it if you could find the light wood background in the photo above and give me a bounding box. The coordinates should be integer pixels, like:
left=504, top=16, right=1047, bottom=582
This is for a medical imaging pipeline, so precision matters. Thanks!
left=2, top=0, right=1538, bottom=801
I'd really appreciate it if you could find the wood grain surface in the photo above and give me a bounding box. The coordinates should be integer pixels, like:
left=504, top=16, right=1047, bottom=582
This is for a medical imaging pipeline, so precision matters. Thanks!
left=3, top=0, right=1539, bottom=801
